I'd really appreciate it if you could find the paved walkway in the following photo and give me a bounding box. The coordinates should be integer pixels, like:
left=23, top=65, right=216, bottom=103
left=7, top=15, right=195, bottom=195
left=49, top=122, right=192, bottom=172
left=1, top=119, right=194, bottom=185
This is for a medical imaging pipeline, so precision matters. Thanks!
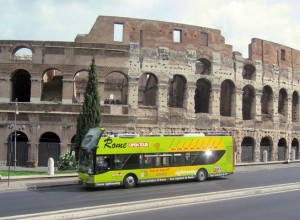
left=1, top=162, right=300, bottom=191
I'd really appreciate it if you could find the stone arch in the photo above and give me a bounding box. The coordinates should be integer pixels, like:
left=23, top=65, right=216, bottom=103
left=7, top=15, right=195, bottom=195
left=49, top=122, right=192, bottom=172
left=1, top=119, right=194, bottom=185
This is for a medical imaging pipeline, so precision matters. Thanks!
left=242, top=64, right=255, bottom=80
left=261, top=85, right=273, bottom=121
left=278, top=138, right=287, bottom=161
left=195, top=58, right=211, bottom=75
left=278, top=88, right=288, bottom=119
left=241, top=136, right=255, bottom=162
left=292, top=91, right=299, bottom=122
left=11, top=69, right=31, bottom=102
left=242, top=84, right=255, bottom=120
left=12, top=46, right=33, bottom=60
left=260, top=136, right=272, bottom=162
left=291, top=138, right=299, bottom=160
left=41, top=69, right=63, bottom=102
left=73, top=70, right=88, bottom=103
left=138, top=72, right=158, bottom=106
left=104, top=71, right=128, bottom=105
left=220, top=79, right=235, bottom=116
left=194, top=78, right=211, bottom=113
left=6, top=131, right=29, bottom=166
left=168, top=74, right=186, bottom=108
left=38, top=132, right=61, bottom=166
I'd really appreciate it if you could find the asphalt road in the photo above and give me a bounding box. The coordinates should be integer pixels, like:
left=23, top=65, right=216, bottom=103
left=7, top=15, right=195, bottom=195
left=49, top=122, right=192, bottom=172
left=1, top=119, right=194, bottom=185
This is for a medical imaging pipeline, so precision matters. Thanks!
left=0, top=165, right=300, bottom=218
left=99, top=189, right=300, bottom=220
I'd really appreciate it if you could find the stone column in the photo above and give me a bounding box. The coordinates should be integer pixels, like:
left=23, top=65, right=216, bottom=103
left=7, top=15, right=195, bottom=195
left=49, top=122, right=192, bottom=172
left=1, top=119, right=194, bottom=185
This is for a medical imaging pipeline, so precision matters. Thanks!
left=185, top=83, right=196, bottom=120
left=30, top=77, right=42, bottom=103
left=62, top=78, right=73, bottom=104
left=210, top=84, right=221, bottom=128
left=0, top=76, right=10, bottom=102
left=235, top=88, right=243, bottom=120
left=255, top=90, right=262, bottom=122
left=157, top=80, right=169, bottom=124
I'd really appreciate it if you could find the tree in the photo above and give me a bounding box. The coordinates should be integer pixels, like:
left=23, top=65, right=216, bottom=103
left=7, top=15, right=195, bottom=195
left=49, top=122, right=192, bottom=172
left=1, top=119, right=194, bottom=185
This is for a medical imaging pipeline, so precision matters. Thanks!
left=75, top=56, right=101, bottom=156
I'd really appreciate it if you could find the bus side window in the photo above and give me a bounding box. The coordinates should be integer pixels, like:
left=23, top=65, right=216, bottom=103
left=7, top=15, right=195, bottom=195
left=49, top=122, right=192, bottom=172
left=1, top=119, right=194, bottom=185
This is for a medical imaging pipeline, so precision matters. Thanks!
left=185, top=153, right=191, bottom=165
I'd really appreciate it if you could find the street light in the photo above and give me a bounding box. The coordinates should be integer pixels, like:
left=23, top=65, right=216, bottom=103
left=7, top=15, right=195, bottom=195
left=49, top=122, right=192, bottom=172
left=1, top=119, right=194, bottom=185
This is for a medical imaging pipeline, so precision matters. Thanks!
left=7, top=123, right=14, bottom=187
left=14, top=98, right=18, bottom=170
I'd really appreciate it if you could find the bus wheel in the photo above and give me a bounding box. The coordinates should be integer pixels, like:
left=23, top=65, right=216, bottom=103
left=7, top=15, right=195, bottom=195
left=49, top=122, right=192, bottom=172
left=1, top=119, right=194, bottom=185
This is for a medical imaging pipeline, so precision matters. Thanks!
left=123, top=174, right=137, bottom=189
left=196, top=169, right=207, bottom=182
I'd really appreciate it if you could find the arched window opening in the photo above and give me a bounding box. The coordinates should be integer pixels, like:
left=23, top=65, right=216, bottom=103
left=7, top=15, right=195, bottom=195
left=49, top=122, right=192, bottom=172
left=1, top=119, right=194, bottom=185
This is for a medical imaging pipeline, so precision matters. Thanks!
left=6, top=131, right=28, bottom=166
left=104, top=72, right=128, bottom=105
left=292, top=139, right=299, bottom=160
left=241, top=137, right=255, bottom=163
left=278, top=138, right=287, bottom=161
left=261, top=86, right=273, bottom=121
left=13, top=47, right=32, bottom=60
left=242, top=85, right=255, bottom=120
left=220, top=80, right=235, bottom=116
left=73, top=71, right=88, bottom=103
left=38, top=132, right=60, bottom=167
left=11, top=69, right=31, bottom=102
left=292, top=91, right=299, bottom=122
left=168, top=75, right=186, bottom=108
left=260, top=137, right=272, bottom=162
left=242, top=64, right=255, bottom=80
left=194, top=79, right=211, bottom=113
left=138, top=73, right=158, bottom=106
left=41, top=69, right=63, bottom=102
left=195, top=58, right=211, bottom=75
left=278, top=88, right=288, bottom=119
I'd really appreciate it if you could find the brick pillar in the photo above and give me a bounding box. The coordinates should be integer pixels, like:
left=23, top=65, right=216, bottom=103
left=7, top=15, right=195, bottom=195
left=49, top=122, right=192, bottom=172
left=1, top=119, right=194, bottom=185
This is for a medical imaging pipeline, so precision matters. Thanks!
left=185, top=82, right=196, bottom=120
left=0, top=76, right=10, bottom=102
left=30, top=78, right=42, bottom=103
left=62, top=79, right=73, bottom=104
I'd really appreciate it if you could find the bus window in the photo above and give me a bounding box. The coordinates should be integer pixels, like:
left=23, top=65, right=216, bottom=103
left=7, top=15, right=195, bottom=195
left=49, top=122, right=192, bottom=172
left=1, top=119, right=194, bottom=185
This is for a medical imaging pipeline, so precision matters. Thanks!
left=185, top=153, right=191, bottom=165
left=174, top=153, right=185, bottom=166
left=96, top=156, right=111, bottom=173
left=162, top=154, right=173, bottom=167
left=114, top=154, right=141, bottom=170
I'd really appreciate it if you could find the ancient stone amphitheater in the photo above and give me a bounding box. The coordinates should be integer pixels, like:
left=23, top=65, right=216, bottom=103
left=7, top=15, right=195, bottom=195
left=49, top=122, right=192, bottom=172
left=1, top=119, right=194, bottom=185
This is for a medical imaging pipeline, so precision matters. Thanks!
left=0, top=16, right=299, bottom=167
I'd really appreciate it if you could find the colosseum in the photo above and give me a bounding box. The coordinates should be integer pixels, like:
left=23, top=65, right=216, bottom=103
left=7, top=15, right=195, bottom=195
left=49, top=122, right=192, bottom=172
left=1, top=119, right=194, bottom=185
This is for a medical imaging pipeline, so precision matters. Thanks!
left=0, top=15, right=299, bottom=167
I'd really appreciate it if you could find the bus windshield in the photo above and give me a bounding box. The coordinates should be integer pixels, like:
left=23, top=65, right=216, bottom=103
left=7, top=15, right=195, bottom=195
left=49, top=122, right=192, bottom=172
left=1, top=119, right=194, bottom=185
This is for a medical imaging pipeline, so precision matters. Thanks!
left=78, top=150, right=94, bottom=174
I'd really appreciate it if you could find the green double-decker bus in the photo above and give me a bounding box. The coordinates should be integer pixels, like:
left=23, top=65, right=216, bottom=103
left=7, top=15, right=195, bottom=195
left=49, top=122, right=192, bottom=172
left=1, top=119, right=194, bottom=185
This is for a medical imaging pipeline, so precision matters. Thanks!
left=78, top=128, right=235, bottom=189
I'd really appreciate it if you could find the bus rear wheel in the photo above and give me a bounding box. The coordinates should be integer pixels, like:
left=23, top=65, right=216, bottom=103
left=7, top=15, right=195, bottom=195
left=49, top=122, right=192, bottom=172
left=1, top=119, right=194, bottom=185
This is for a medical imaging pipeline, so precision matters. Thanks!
left=123, top=174, right=137, bottom=189
left=196, top=169, right=207, bottom=182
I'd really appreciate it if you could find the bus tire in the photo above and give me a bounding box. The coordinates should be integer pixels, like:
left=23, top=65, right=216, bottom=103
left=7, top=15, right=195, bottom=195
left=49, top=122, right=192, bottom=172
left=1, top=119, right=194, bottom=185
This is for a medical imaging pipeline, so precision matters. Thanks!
left=196, top=169, right=207, bottom=182
left=123, top=174, right=137, bottom=189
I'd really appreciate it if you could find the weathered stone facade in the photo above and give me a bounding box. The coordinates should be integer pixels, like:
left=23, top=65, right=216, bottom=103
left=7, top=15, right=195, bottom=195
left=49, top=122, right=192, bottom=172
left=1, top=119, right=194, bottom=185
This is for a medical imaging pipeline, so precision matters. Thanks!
left=0, top=16, right=299, bottom=166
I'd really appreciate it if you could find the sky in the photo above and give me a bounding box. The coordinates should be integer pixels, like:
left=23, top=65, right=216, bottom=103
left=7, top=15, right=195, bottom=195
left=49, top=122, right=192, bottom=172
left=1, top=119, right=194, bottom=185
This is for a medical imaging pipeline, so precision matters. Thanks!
left=1, top=0, right=300, bottom=58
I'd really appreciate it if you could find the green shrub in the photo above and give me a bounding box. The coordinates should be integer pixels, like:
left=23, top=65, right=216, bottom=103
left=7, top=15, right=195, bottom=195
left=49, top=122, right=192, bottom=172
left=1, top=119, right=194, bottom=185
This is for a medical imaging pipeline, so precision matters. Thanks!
left=57, top=151, right=77, bottom=171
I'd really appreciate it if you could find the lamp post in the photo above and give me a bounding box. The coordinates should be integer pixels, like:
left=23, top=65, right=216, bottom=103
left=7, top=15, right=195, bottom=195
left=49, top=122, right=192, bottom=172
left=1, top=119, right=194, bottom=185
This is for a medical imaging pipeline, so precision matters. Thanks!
left=14, top=98, right=18, bottom=170
left=7, top=123, right=14, bottom=187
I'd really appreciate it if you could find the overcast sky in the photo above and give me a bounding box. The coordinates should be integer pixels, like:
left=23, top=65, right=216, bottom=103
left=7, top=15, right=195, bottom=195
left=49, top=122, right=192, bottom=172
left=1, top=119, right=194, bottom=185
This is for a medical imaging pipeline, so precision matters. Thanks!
left=0, top=0, right=300, bottom=57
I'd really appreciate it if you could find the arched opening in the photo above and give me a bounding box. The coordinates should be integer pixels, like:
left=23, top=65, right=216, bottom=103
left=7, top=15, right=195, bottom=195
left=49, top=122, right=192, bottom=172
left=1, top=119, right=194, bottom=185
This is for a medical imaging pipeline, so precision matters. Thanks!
left=138, top=73, right=158, bottom=106
left=220, top=80, right=235, bottom=116
left=278, top=88, right=288, bottom=120
left=194, top=79, right=211, bottom=113
left=242, top=85, right=255, bottom=120
left=38, top=132, right=60, bottom=167
left=6, top=131, right=28, bottom=167
left=41, top=69, right=63, bottom=102
left=242, top=64, right=255, bottom=80
left=168, top=75, right=186, bottom=108
left=195, top=58, right=211, bottom=75
left=73, top=70, right=88, bottom=103
left=261, top=86, right=273, bottom=121
left=278, top=138, right=287, bottom=161
left=260, top=137, right=272, bottom=162
left=11, top=69, right=31, bottom=102
left=241, top=137, right=255, bottom=162
left=292, top=138, right=299, bottom=160
left=13, top=47, right=33, bottom=60
left=104, top=72, right=128, bottom=105
left=292, top=91, right=299, bottom=122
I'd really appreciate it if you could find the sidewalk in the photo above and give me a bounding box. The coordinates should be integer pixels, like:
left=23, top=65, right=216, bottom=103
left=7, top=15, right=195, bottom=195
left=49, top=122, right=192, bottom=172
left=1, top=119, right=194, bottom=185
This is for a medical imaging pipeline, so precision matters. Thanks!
left=1, top=162, right=300, bottom=191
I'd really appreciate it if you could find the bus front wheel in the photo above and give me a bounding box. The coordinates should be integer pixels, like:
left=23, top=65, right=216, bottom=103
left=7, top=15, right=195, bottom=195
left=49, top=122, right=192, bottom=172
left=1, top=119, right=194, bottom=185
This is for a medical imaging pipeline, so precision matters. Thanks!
left=196, top=169, right=207, bottom=182
left=123, top=174, right=137, bottom=189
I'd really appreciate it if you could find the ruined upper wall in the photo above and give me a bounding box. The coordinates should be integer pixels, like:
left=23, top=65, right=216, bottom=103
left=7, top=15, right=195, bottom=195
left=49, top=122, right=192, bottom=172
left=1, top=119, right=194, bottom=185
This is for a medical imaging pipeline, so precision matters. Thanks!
left=249, top=38, right=300, bottom=71
left=75, top=16, right=232, bottom=55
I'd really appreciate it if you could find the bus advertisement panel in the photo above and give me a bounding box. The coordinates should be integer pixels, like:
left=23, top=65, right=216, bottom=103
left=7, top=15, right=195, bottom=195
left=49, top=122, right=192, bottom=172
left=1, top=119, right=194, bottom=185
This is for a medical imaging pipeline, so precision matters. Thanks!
left=78, top=128, right=235, bottom=189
